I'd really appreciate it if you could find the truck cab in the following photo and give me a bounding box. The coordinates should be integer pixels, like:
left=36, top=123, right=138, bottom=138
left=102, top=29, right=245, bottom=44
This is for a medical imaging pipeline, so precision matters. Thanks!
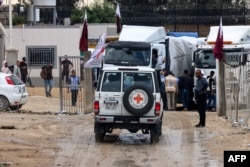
left=103, top=25, right=166, bottom=69
left=193, top=26, right=250, bottom=77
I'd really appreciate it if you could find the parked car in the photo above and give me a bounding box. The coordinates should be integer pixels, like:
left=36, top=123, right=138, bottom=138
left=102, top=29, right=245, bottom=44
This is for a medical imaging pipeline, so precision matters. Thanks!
left=0, top=72, right=29, bottom=111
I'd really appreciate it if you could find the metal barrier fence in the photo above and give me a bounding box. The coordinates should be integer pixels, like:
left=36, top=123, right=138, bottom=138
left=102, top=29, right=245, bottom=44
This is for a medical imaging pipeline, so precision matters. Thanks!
left=58, top=56, right=85, bottom=114
left=224, top=57, right=250, bottom=128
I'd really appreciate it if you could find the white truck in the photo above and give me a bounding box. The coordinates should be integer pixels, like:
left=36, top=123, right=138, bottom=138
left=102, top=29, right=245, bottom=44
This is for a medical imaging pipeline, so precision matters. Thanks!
left=192, top=26, right=250, bottom=110
left=103, top=25, right=166, bottom=69
left=166, top=36, right=201, bottom=77
left=192, top=26, right=250, bottom=78
left=103, top=25, right=199, bottom=78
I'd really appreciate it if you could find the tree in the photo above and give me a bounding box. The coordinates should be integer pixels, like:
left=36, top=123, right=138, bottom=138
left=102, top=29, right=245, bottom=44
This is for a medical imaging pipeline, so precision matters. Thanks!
left=71, top=1, right=115, bottom=24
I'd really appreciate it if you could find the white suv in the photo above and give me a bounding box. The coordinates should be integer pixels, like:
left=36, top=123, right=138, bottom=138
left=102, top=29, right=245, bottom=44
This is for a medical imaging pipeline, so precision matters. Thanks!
left=94, top=66, right=163, bottom=143
left=0, top=72, right=29, bottom=111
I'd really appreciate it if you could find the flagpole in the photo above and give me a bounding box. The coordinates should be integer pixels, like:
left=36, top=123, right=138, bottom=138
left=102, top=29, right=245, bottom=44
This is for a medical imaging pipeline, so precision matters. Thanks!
left=8, top=0, right=13, bottom=49
left=214, top=17, right=226, bottom=116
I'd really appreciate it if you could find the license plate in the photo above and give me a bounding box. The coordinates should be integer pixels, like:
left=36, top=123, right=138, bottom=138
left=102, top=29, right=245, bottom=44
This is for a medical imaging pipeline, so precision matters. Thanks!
left=105, top=101, right=117, bottom=109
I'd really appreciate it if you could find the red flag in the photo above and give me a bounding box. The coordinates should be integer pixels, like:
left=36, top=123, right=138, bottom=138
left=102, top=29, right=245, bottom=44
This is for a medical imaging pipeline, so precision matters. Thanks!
left=115, top=3, right=121, bottom=34
left=79, top=11, right=88, bottom=52
left=213, top=17, right=223, bottom=60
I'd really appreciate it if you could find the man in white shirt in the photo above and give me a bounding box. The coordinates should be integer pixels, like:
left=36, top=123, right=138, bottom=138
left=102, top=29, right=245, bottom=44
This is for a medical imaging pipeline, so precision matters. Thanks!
left=164, top=71, right=178, bottom=111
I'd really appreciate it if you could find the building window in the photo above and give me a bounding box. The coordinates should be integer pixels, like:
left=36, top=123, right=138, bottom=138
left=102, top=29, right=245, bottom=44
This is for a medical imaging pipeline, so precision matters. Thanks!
left=26, top=46, right=57, bottom=67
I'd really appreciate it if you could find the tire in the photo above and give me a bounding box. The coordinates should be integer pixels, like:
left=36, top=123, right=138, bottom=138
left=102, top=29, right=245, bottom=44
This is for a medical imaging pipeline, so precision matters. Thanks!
left=150, top=125, right=160, bottom=143
left=123, top=85, right=154, bottom=116
left=150, top=132, right=159, bottom=144
left=157, top=118, right=163, bottom=136
left=95, top=133, right=105, bottom=142
left=0, top=96, right=9, bottom=111
left=9, top=105, right=23, bottom=110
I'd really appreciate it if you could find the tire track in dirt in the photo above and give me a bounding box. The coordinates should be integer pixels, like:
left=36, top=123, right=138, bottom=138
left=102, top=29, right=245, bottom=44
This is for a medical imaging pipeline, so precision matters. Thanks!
left=52, top=111, right=222, bottom=167
left=162, top=111, right=221, bottom=167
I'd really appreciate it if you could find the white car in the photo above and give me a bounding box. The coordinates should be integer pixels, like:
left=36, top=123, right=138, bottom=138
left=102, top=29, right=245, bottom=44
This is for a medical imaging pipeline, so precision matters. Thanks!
left=94, top=66, right=163, bottom=143
left=0, top=72, right=29, bottom=111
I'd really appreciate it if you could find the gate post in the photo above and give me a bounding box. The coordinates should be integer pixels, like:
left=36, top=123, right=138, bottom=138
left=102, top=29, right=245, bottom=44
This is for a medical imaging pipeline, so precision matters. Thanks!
left=217, top=60, right=226, bottom=116
left=84, top=51, right=93, bottom=114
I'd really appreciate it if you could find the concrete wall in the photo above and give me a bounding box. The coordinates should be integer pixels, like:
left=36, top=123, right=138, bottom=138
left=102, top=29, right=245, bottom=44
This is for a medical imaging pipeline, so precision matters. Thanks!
left=1, top=23, right=116, bottom=87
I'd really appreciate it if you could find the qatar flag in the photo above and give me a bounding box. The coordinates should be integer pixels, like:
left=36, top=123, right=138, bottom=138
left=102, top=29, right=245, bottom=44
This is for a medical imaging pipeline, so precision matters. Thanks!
left=115, top=3, right=121, bottom=34
left=213, top=17, right=223, bottom=60
left=79, top=11, right=88, bottom=52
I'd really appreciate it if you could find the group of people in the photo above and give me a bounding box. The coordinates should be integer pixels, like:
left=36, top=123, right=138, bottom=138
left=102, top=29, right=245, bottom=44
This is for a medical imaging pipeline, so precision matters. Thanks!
left=39, top=56, right=80, bottom=106
left=160, top=69, right=193, bottom=111
left=159, top=68, right=218, bottom=128
left=1, top=56, right=79, bottom=106
left=60, top=57, right=81, bottom=106
left=1, top=57, right=34, bottom=87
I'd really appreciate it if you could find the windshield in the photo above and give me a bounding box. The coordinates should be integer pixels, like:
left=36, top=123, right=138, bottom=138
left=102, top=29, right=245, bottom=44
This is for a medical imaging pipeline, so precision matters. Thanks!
left=104, top=47, right=151, bottom=66
left=193, top=49, right=244, bottom=68
left=193, top=50, right=216, bottom=68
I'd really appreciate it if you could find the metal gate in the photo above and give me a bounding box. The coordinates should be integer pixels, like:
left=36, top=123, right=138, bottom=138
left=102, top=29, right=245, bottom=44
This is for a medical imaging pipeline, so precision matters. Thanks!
left=224, top=53, right=250, bottom=128
left=58, top=55, right=85, bottom=114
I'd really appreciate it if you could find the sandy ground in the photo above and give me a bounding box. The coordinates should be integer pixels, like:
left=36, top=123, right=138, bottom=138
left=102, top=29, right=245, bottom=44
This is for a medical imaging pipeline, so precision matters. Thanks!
left=0, top=87, right=249, bottom=167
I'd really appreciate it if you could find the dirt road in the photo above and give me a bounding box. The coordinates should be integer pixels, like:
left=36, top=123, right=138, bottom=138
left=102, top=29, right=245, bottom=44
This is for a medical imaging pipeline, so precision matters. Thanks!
left=0, top=93, right=250, bottom=167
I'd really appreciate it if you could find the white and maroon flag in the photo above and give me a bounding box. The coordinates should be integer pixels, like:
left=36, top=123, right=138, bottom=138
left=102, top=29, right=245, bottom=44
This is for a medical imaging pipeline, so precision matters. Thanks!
left=213, top=17, right=223, bottom=60
left=115, top=3, right=121, bottom=34
left=85, top=33, right=107, bottom=68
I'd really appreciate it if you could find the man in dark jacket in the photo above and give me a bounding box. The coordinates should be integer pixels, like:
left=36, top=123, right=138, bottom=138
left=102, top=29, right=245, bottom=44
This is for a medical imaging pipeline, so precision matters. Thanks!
left=194, top=69, right=208, bottom=128
left=61, top=55, right=73, bottom=84
left=178, top=69, right=193, bottom=111
left=40, top=64, right=53, bottom=97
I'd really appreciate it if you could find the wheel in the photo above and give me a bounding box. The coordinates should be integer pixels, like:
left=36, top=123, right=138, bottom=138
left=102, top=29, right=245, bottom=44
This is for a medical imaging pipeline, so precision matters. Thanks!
left=95, top=133, right=105, bottom=142
left=0, top=96, right=9, bottom=111
left=123, top=85, right=154, bottom=116
left=157, top=119, right=163, bottom=136
left=150, top=132, right=159, bottom=144
left=9, top=105, right=23, bottom=110
left=150, top=125, right=160, bottom=143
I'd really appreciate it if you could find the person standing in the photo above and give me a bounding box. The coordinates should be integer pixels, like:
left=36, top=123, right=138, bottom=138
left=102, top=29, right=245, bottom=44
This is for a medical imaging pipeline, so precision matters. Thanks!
left=61, top=55, right=73, bottom=84
left=20, top=57, right=34, bottom=87
left=194, top=69, right=208, bottom=128
left=40, top=64, right=53, bottom=97
left=20, top=57, right=28, bottom=83
left=1, top=60, right=12, bottom=74
left=68, top=69, right=80, bottom=106
left=160, top=69, right=168, bottom=110
left=206, top=70, right=216, bottom=111
left=178, top=69, right=193, bottom=111
left=164, top=71, right=178, bottom=111
left=13, top=60, right=21, bottom=78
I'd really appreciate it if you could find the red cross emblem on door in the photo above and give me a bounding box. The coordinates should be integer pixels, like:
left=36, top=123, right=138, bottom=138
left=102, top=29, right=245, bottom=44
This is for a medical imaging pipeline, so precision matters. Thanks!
left=133, top=94, right=144, bottom=104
